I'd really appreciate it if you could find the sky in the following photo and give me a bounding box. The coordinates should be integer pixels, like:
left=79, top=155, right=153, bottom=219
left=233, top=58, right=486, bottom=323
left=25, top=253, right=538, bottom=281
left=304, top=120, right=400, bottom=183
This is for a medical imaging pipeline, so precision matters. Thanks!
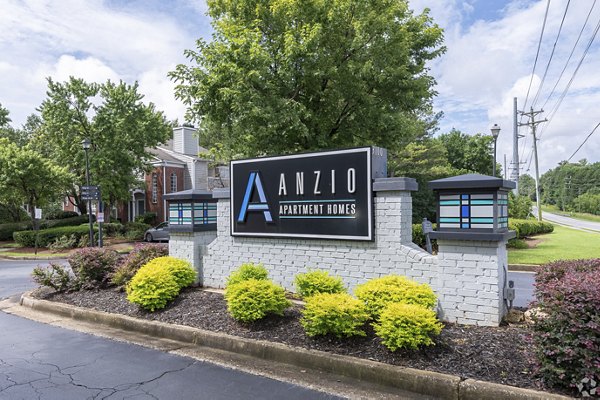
left=1, top=0, right=599, bottom=177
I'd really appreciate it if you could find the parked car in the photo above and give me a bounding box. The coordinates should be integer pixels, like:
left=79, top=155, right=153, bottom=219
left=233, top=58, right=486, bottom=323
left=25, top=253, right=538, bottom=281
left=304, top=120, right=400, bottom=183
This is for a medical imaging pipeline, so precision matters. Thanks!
left=144, top=222, right=169, bottom=242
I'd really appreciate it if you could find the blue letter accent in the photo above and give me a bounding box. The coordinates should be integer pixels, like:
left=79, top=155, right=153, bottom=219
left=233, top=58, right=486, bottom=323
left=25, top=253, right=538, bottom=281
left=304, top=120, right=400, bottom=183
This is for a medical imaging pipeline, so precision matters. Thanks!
left=238, top=171, right=273, bottom=223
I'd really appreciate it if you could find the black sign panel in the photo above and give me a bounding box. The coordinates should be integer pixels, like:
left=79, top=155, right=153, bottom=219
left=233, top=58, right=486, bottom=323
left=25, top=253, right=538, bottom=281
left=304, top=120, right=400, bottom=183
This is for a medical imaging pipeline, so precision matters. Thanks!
left=81, top=185, right=100, bottom=201
left=231, top=148, right=373, bottom=240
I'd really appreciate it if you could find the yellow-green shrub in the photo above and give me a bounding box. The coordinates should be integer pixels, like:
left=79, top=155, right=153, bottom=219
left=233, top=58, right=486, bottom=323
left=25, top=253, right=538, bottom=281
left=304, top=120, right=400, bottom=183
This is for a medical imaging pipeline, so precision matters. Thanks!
left=354, top=275, right=437, bottom=319
left=143, top=256, right=196, bottom=288
left=301, top=293, right=369, bottom=338
left=374, top=303, right=443, bottom=351
left=226, top=263, right=269, bottom=287
left=225, top=279, right=291, bottom=323
left=294, top=270, right=346, bottom=299
left=125, top=256, right=195, bottom=311
left=126, top=266, right=180, bottom=312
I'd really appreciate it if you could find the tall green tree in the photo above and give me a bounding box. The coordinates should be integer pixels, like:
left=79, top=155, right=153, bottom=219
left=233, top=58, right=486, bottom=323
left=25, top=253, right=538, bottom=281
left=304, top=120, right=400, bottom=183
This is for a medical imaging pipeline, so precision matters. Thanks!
left=518, top=174, right=536, bottom=199
left=436, top=129, right=497, bottom=176
left=170, top=0, right=445, bottom=159
left=0, top=139, right=72, bottom=228
left=37, top=77, right=172, bottom=216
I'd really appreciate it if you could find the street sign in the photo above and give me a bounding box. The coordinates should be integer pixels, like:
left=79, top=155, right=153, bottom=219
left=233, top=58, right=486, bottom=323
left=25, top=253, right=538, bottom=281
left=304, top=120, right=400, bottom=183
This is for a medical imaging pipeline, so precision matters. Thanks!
left=35, top=208, right=42, bottom=219
left=81, top=185, right=100, bottom=201
left=97, top=213, right=104, bottom=223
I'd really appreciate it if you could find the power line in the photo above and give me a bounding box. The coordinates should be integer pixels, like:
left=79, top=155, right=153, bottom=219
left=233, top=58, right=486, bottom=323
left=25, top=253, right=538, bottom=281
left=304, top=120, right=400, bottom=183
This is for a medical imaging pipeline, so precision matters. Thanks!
left=567, top=121, right=600, bottom=161
left=531, top=0, right=571, bottom=108
left=521, top=0, right=551, bottom=114
left=541, top=0, right=597, bottom=110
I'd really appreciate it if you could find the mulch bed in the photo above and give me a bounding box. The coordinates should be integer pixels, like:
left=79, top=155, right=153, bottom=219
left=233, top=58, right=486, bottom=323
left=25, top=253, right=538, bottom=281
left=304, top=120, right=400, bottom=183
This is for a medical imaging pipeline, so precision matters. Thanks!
left=37, top=287, right=568, bottom=395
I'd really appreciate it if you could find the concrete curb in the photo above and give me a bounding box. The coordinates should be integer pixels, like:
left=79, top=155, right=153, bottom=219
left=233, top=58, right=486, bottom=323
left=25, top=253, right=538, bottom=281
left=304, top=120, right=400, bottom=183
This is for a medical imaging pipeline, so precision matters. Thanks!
left=508, top=264, right=538, bottom=272
left=19, top=294, right=572, bottom=400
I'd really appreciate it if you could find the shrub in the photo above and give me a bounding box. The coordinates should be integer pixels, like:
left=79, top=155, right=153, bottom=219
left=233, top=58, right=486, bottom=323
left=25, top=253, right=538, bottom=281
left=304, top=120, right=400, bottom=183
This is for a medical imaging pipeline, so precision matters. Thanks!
left=31, top=263, right=73, bottom=291
left=355, top=275, right=437, bottom=320
left=123, top=221, right=150, bottom=241
left=532, top=259, right=600, bottom=395
left=226, top=263, right=269, bottom=287
left=48, top=234, right=78, bottom=250
left=68, top=247, right=120, bottom=288
left=101, top=222, right=125, bottom=237
left=412, top=222, right=438, bottom=252
left=135, top=212, right=157, bottom=225
left=0, top=221, right=31, bottom=241
left=509, top=219, right=554, bottom=239
left=507, top=238, right=528, bottom=249
left=13, top=225, right=96, bottom=247
left=294, top=270, right=346, bottom=299
left=142, top=256, right=196, bottom=288
left=43, top=215, right=95, bottom=229
left=45, top=210, right=79, bottom=220
left=301, top=293, right=369, bottom=338
left=225, top=279, right=291, bottom=323
left=508, top=193, right=532, bottom=219
left=126, top=264, right=181, bottom=311
left=111, top=243, right=168, bottom=286
left=374, top=303, right=443, bottom=351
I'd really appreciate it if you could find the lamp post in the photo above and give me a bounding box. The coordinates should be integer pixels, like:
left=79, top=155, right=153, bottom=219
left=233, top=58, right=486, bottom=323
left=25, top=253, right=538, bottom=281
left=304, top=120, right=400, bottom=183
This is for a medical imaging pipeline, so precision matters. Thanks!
left=490, top=124, right=501, bottom=177
left=82, top=138, right=94, bottom=247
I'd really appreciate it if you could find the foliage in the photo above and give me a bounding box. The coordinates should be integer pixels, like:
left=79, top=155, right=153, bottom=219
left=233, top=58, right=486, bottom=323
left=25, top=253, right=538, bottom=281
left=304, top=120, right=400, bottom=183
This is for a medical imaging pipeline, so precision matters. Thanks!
left=508, top=219, right=554, bottom=239
left=226, top=263, right=269, bottom=287
left=0, top=138, right=73, bottom=229
left=437, top=129, right=496, bottom=176
left=135, top=212, right=157, bottom=225
left=412, top=222, right=437, bottom=252
left=48, top=234, right=78, bottom=251
left=508, top=192, right=532, bottom=220
left=532, top=259, right=600, bottom=395
left=354, top=275, right=437, bottom=320
left=300, top=293, right=369, bottom=338
left=0, top=202, right=30, bottom=224
left=170, top=0, right=445, bottom=160
left=101, top=222, right=125, bottom=237
left=37, top=77, right=172, bottom=216
left=31, top=263, right=73, bottom=292
left=225, top=279, right=291, bottom=323
left=374, top=303, right=442, bottom=351
left=68, top=247, right=120, bottom=289
left=123, top=221, right=151, bottom=241
left=518, top=174, right=536, bottom=199
left=570, top=192, right=600, bottom=215
left=46, top=210, right=79, bottom=220
left=0, top=221, right=31, bottom=241
left=13, top=225, right=96, bottom=247
left=111, top=243, right=169, bottom=286
left=126, top=264, right=181, bottom=312
left=540, top=160, right=600, bottom=211
left=507, top=238, right=528, bottom=249
left=142, top=256, right=196, bottom=288
left=43, top=215, right=94, bottom=229
left=294, top=270, right=346, bottom=299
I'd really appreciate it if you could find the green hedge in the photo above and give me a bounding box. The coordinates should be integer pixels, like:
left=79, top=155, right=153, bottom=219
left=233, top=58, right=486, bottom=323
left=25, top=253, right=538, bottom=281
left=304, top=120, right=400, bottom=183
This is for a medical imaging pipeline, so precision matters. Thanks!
left=42, top=215, right=94, bottom=229
left=509, top=219, right=554, bottom=239
left=13, top=225, right=97, bottom=247
left=0, top=221, right=31, bottom=241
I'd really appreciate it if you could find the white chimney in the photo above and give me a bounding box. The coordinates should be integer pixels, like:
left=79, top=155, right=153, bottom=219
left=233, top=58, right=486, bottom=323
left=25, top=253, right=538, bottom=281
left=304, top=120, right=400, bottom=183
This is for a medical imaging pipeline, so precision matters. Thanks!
left=172, top=126, right=199, bottom=156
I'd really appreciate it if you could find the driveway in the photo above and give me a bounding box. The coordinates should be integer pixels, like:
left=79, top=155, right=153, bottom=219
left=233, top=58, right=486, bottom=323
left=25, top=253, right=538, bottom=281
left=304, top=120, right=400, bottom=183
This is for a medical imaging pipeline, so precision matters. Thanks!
left=0, top=259, right=68, bottom=300
left=536, top=208, right=600, bottom=233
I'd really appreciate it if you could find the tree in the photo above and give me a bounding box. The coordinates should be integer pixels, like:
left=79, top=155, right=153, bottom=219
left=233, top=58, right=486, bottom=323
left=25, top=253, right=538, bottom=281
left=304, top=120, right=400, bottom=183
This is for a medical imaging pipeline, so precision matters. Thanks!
left=436, top=129, right=496, bottom=176
left=0, top=139, right=72, bottom=228
left=37, top=77, right=172, bottom=217
left=389, top=139, right=456, bottom=222
left=0, top=103, right=10, bottom=127
left=170, top=0, right=445, bottom=160
left=518, top=174, right=536, bottom=199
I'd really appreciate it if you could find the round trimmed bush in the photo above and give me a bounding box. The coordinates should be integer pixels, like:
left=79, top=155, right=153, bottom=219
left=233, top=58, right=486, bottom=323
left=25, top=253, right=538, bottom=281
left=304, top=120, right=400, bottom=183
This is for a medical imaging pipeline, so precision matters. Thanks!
left=225, top=279, right=291, bottom=323
left=143, top=256, right=196, bottom=288
left=301, top=293, right=369, bottom=338
left=226, top=263, right=269, bottom=287
left=354, top=275, right=437, bottom=319
left=294, top=270, right=346, bottom=299
left=126, top=266, right=180, bottom=312
left=374, top=303, right=443, bottom=351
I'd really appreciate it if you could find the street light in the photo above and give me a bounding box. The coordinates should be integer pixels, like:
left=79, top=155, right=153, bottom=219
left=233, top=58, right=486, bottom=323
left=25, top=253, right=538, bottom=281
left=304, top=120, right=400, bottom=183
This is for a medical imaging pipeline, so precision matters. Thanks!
left=82, top=138, right=94, bottom=247
left=490, top=124, right=501, bottom=177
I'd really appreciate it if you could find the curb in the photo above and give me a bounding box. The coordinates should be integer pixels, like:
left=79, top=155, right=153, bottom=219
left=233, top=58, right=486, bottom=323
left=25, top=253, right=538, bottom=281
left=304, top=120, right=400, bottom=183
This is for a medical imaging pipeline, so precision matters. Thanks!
left=508, top=264, right=538, bottom=272
left=19, top=294, right=572, bottom=400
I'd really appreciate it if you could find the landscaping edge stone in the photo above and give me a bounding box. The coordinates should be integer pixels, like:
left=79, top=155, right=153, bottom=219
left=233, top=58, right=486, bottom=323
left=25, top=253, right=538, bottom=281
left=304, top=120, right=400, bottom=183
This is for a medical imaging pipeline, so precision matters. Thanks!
left=19, top=293, right=573, bottom=400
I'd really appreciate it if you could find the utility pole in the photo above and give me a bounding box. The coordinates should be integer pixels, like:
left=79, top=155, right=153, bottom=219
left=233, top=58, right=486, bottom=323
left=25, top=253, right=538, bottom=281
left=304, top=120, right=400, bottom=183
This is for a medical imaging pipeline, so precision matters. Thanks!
left=504, top=154, right=507, bottom=178
left=518, top=107, right=547, bottom=221
left=513, top=97, right=520, bottom=193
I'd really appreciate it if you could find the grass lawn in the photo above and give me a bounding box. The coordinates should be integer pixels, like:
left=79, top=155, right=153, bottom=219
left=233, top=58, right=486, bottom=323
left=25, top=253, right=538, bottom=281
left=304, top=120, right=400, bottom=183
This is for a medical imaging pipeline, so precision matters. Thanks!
left=542, top=204, right=600, bottom=224
left=509, top=224, right=600, bottom=265
left=0, top=251, right=70, bottom=258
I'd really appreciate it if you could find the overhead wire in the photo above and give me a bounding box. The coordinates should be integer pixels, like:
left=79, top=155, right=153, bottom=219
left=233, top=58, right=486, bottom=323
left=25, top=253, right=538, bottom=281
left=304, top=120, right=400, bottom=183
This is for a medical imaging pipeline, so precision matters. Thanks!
left=567, top=121, right=600, bottom=162
left=531, top=0, right=571, bottom=108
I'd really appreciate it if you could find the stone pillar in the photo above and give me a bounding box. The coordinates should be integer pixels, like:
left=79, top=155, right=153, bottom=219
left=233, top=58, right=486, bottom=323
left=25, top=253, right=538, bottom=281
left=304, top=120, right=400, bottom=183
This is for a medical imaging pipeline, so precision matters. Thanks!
left=169, top=231, right=217, bottom=285
left=436, top=238, right=509, bottom=326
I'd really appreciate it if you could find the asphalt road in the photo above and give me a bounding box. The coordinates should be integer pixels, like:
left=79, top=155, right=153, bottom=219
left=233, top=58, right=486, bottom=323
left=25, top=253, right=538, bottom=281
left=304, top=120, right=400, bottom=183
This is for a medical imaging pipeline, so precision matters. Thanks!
left=535, top=207, right=600, bottom=232
left=0, top=259, right=66, bottom=300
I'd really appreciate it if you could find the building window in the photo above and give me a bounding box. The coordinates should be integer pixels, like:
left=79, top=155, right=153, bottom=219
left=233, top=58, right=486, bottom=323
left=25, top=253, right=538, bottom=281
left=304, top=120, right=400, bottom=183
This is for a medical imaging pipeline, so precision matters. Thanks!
left=152, top=174, right=158, bottom=204
left=170, top=173, right=178, bottom=193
